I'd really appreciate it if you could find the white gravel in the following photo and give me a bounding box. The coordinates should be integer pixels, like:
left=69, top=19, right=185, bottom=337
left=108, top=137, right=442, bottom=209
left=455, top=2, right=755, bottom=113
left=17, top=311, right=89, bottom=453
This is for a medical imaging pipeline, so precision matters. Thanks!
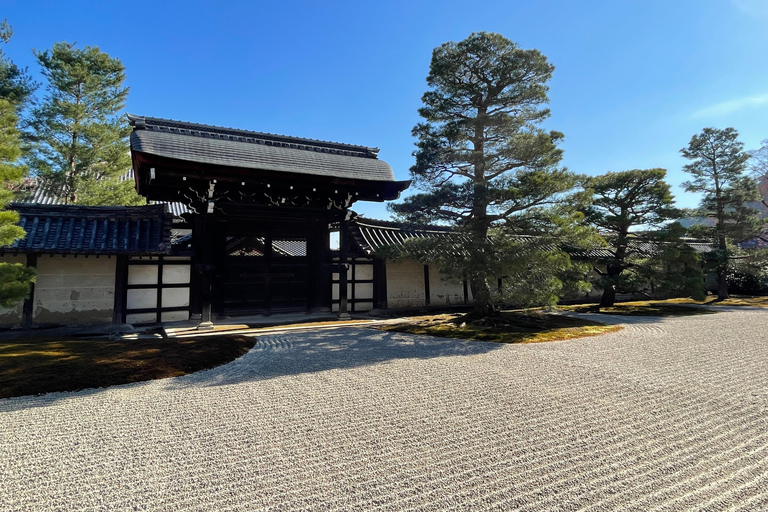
left=2, top=309, right=768, bottom=511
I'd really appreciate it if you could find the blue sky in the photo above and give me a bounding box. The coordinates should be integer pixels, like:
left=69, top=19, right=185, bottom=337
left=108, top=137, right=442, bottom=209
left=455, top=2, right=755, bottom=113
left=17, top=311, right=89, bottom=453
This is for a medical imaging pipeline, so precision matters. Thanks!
left=3, top=0, right=768, bottom=219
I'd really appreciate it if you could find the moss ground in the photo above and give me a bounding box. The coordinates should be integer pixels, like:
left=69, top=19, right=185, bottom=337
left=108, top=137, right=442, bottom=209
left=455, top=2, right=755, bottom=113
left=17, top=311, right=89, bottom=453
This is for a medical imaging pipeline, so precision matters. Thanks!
left=378, top=312, right=622, bottom=344
left=0, top=334, right=255, bottom=399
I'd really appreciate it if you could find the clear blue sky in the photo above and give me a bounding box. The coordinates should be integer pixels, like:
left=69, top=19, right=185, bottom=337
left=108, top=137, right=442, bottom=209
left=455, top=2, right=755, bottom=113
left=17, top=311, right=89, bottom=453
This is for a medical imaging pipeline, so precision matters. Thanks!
left=4, top=0, right=768, bottom=219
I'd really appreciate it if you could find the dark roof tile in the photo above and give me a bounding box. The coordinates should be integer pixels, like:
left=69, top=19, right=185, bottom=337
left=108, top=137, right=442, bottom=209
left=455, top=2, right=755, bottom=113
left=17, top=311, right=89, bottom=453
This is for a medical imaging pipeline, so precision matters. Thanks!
left=129, top=114, right=399, bottom=183
left=3, top=204, right=173, bottom=255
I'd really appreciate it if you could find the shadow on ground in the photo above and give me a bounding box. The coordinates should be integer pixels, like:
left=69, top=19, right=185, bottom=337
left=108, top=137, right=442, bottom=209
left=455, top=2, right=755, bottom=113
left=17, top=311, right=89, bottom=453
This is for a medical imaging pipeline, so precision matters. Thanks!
left=166, top=326, right=504, bottom=391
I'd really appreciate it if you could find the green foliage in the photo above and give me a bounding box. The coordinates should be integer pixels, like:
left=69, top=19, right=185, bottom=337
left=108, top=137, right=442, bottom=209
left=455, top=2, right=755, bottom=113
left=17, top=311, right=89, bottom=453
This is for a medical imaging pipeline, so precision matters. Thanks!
left=76, top=178, right=144, bottom=206
left=0, top=99, right=26, bottom=210
left=681, top=127, right=762, bottom=244
left=391, top=32, right=586, bottom=315
left=584, top=169, right=680, bottom=232
left=25, top=42, right=134, bottom=205
left=583, top=168, right=688, bottom=305
left=636, top=226, right=706, bottom=301
left=0, top=20, right=37, bottom=110
left=0, top=97, right=34, bottom=306
left=722, top=246, right=768, bottom=295
left=0, top=262, right=35, bottom=307
left=727, top=269, right=767, bottom=295
left=681, top=127, right=763, bottom=299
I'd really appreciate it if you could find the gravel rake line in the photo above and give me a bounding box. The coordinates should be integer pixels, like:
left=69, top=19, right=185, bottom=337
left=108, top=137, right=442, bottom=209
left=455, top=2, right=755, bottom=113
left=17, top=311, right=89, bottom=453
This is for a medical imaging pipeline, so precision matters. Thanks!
left=562, top=405, right=768, bottom=510
left=361, top=378, right=756, bottom=511
left=645, top=445, right=768, bottom=511
left=2, top=310, right=768, bottom=510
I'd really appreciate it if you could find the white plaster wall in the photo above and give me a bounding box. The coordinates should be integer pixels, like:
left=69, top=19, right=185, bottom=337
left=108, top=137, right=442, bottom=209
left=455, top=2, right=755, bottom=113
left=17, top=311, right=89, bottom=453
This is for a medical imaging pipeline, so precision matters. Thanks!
left=128, top=265, right=158, bottom=285
left=355, top=264, right=373, bottom=281
left=163, top=264, right=191, bottom=284
left=33, top=255, right=116, bottom=326
left=0, top=254, right=27, bottom=327
left=127, top=288, right=156, bottom=309
left=126, top=312, right=156, bottom=324
left=385, top=259, right=426, bottom=308
left=354, top=282, right=373, bottom=300
left=162, top=288, right=190, bottom=308
left=428, top=264, right=465, bottom=306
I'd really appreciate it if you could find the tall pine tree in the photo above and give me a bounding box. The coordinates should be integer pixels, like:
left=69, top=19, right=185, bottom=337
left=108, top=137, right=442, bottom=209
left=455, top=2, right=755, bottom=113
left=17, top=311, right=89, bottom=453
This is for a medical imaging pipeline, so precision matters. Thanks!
left=0, top=19, right=36, bottom=111
left=391, top=32, right=587, bottom=315
left=583, top=169, right=698, bottom=306
left=25, top=42, right=142, bottom=205
left=681, top=127, right=763, bottom=299
left=0, top=21, right=35, bottom=308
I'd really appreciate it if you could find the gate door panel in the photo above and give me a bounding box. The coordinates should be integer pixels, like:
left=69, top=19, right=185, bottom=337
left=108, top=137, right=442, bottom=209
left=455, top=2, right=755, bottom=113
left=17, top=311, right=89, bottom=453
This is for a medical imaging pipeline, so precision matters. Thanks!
left=220, top=234, right=309, bottom=314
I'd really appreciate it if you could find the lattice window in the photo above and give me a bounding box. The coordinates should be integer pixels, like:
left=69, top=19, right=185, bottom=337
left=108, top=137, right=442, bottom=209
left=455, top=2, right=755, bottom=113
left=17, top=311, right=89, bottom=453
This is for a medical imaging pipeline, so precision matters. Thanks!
left=227, top=236, right=267, bottom=257
left=273, top=238, right=307, bottom=257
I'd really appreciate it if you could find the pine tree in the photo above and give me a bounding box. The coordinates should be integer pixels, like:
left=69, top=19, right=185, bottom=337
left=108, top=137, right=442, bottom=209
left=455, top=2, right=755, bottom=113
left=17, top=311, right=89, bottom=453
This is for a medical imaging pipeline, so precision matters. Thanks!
left=25, top=42, right=142, bottom=205
left=0, top=98, right=35, bottom=306
left=391, top=32, right=586, bottom=315
left=583, top=168, right=697, bottom=306
left=0, top=19, right=37, bottom=111
left=0, top=21, right=35, bottom=307
left=681, top=127, right=763, bottom=299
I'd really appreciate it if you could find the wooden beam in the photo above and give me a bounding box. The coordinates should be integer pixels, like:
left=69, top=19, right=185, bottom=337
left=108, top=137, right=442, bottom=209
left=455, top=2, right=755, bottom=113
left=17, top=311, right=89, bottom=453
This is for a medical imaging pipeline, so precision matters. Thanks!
left=373, top=257, right=387, bottom=310
left=112, top=255, right=128, bottom=325
left=338, top=221, right=350, bottom=319
left=22, top=253, right=38, bottom=329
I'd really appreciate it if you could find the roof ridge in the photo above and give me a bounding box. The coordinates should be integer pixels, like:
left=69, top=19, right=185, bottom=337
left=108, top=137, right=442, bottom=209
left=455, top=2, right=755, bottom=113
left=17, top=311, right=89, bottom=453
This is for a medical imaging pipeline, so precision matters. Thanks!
left=127, top=114, right=380, bottom=159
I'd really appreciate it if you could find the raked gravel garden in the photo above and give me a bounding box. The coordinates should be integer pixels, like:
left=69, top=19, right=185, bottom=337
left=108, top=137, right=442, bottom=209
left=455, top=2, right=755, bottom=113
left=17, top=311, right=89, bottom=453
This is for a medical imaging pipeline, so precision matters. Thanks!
left=2, top=308, right=768, bottom=511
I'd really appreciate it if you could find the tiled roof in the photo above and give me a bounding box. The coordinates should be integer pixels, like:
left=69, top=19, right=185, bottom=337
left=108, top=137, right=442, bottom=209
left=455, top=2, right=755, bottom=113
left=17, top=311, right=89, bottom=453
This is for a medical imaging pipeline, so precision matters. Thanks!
left=350, top=218, right=468, bottom=256
left=12, top=175, right=190, bottom=218
left=3, top=204, right=173, bottom=255
left=349, top=218, right=714, bottom=259
left=349, top=218, right=543, bottom=257
left=128, top=114, right=399, bottom=183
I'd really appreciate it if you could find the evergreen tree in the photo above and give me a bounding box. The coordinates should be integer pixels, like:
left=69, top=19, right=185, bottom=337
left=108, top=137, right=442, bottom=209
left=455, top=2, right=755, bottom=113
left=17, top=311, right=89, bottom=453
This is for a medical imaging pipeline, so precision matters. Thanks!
left=0, top=98, right=35, bottom=306
left=0, top=20, right=37, bottom=111
left=585, top=169, right=702, bottom=307
left=25, top=42, right=142, bottom=205
left=391, top=32, right=587, bottom=316
left=0, top=21, right=36, bottom=307
left=681, top=127, right=763, bottom=299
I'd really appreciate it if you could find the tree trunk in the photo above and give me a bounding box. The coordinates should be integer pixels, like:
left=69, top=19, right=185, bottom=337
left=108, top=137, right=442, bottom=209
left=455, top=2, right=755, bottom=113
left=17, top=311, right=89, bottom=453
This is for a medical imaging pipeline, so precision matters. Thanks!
left=599, top=284, right=617, bottom=308
left=717, top=269, right=729, bottom=301
left=600, top=232, right=628, bottom=308
left=717, top=235, right=729, bottom=300
left=470, top=276, right=494, bottom=316
left=599, top=261, right=621, bottom=307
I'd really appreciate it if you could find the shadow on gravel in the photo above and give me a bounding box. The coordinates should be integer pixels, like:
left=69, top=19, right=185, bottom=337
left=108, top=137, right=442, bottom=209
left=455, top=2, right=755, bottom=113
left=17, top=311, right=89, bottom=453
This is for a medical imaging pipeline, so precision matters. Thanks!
left=166, top=327, right=503, bottom=390
left=556, top=312, right=700, bottom=325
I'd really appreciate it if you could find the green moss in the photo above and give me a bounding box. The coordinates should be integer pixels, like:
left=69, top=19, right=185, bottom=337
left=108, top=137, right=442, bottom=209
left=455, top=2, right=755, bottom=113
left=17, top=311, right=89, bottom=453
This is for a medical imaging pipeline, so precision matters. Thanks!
left=0, top=334, right=255, bottom=399
left=379, top=313, right=621, bottom=344
left=560, top=301, right=714, bottom=317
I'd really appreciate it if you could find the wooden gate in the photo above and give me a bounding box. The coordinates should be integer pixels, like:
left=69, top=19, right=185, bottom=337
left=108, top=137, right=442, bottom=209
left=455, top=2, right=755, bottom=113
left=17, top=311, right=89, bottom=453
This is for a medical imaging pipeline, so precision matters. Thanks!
left=219, top=234, right=310, bottom=314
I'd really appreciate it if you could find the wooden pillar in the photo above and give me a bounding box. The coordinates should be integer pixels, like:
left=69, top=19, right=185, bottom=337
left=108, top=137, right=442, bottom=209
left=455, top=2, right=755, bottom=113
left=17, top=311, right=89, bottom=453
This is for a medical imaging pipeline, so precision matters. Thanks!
left=112, top=255, right=128, bottom=325
left=423, top=264, right=431, bottom=306
left=306, top=223, right=317, bottom=312
left=373, top=257, right=387, bottom=310
left=193, top=214, right=215, bottom=330
left=463, top=271, right=469, bottom=305
left=312, top=222, right=332, bottom=312
left=21, top=253, right=37, bottom=330
left=263, top=232, right=273, bottom=314
left=338, top=220, right=350, bottom=319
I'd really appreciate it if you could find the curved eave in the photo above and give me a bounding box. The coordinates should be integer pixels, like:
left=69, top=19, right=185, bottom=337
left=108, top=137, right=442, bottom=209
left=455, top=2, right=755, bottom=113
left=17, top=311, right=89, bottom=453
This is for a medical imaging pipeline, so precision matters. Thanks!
left=131, top=130, right=396, bottom=182
left=131, top=150, right=409, bottom=202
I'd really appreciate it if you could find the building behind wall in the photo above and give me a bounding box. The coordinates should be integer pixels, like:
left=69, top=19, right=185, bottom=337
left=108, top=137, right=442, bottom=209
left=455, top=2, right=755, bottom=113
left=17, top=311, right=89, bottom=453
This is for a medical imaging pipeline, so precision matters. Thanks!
left=1, top=114, right=719, bottom=328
